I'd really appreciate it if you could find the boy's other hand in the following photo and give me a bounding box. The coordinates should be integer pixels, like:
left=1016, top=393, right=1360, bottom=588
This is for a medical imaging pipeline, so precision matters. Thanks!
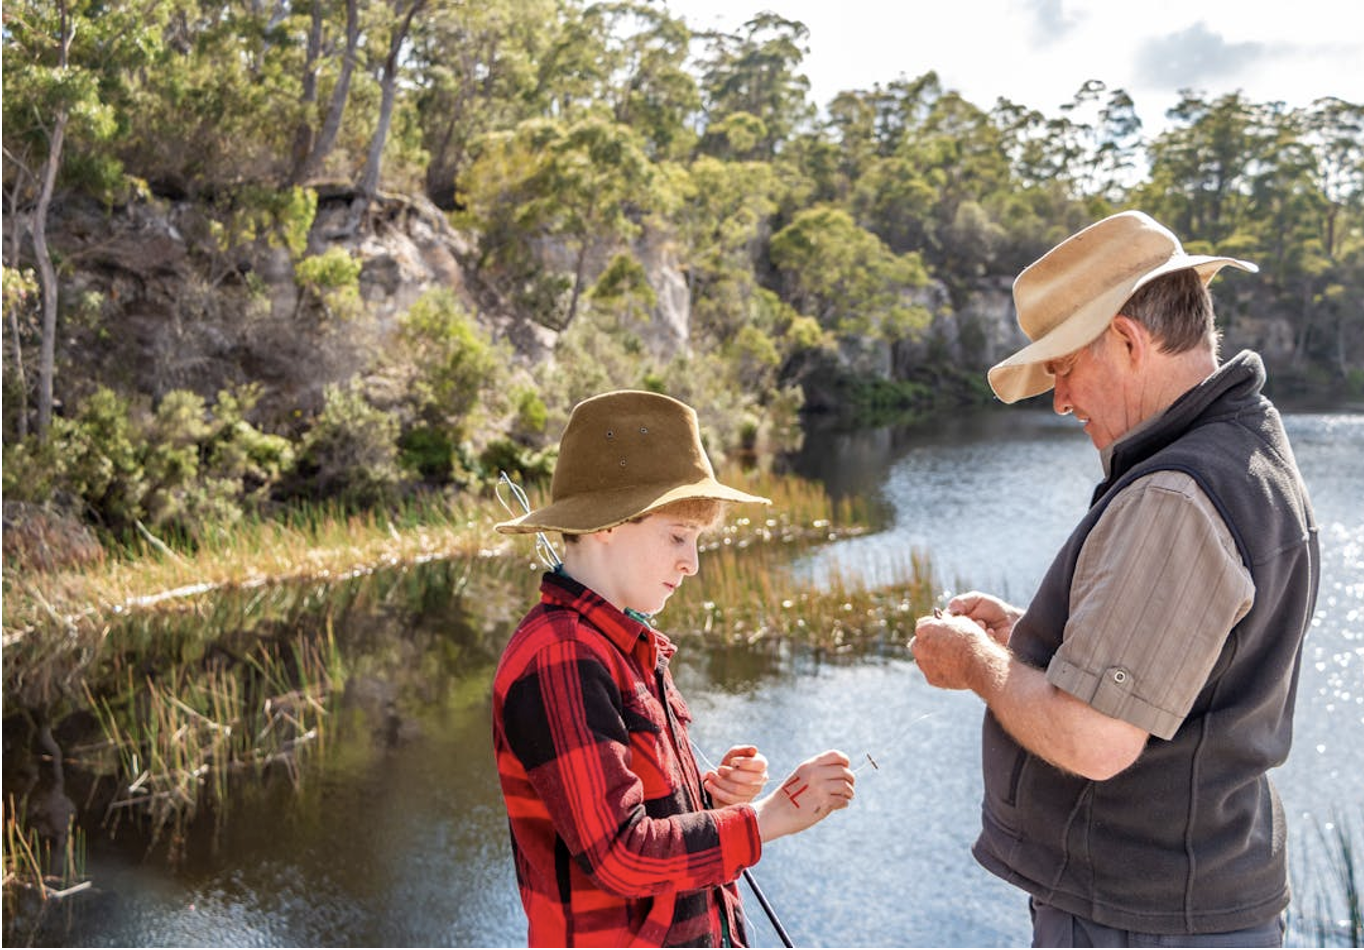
left=753, top=750, right=855, bottom=842
left=704, top=745, right=768, bottom=806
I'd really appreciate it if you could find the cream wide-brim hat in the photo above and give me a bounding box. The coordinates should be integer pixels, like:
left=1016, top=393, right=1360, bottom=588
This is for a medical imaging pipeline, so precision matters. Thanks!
left=987, top=211, right=1258, bottom=404
left=495, top=390, right=770, bottom=535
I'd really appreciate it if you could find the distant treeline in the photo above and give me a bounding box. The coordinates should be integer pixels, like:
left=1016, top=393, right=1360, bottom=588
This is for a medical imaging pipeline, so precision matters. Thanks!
left=3, top=0, right=1362, bottom=551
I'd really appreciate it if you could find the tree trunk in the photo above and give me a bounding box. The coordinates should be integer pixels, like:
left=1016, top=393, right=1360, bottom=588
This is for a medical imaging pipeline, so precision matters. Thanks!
left=355, top=0, right=427, bottom=213
left=34, top=108, right=68, bottom=441
left=292, top=0, right=360, bottom=186
left=5, top=171, right=31, bottom=439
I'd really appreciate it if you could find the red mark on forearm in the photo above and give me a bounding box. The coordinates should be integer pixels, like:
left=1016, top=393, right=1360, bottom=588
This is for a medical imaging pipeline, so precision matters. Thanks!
left=782, top=775, right=809, bottom=808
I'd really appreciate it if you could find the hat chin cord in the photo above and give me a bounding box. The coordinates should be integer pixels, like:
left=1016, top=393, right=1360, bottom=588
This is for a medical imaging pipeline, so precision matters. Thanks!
left=496, top=471, right=564, bottom=571
left=498, top=472, right=655, bottom=626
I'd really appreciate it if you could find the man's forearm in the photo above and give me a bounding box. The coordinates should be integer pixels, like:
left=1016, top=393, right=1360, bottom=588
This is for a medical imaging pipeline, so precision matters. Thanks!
left=965, top=635, right=1148, bottom=781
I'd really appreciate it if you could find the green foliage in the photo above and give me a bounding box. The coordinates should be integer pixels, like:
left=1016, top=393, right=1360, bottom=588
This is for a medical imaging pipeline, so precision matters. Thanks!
left=1, top=385, right=295, bottom=544
left=477, top=437, right=555, bottom=488
left=398, top=424, right=456, bottom=484
left=294, top=247, right=363, bottom=320
left=398, top=287, right=503, bottom=437
left=511, top=387, right=549, bottom=439
left=770, top=205, right=930, bottom=340
left=292, top=384, right=402, bottom=509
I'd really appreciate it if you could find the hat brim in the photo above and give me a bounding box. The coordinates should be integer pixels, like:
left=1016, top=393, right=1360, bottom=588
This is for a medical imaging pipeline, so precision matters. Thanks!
left=495, top=477, right=770, bottom=535
left=987, top=255, right=1257, bottom=404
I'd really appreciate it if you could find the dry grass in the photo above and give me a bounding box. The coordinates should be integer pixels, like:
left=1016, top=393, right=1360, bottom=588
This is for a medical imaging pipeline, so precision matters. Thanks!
left=2, top=498, right=500, bottom=644
left=2, top=467, right=871, bottom=644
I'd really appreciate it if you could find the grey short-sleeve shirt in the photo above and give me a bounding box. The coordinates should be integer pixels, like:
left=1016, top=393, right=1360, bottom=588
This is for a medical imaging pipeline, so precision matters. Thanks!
left=1046, top=470, right=1255, bottom=740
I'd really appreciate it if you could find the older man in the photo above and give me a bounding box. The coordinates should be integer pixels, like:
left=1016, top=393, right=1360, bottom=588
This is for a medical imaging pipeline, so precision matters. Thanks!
left=912, top=211, right=1319, bottom=947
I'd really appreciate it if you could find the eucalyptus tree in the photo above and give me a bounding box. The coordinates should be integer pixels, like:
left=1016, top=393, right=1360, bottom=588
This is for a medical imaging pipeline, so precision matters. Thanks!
left=353, top=0, right=430, bottom=216
left=462, top=115, right=664, bottom=330
left=695, top=11, right=814, bottom=159
left=288, top=0, right=362, bottom=186
left=769, top=205, right=929, bottom=343
left=674, top=155, right=780, bottom=339
left=590, top=1, right=700, bottom=160
left=901, top=91, right=1013, bottom=285
left=2, top=0, right=163, bottom=440
left=993, top=80, right=1142, bottom=204
left=1250, top=98, right=1364, bottom=376
left=408, top=0, right=556, bottom=208
left=1139, top=91, right=1274, bottom=244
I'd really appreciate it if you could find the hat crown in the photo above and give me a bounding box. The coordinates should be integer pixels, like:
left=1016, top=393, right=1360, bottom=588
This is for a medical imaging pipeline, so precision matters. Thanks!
left=1014, top=211, right=1180, bottom=343
left=986, top=210, right=1256, bottom=404
left=493, top=389, right=768, bottom=536
left=551, top=391, right=713, bottom=502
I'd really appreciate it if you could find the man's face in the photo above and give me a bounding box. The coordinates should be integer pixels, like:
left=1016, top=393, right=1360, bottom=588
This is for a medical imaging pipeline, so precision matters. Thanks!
left=1044, top=328, right=1138, bottom=451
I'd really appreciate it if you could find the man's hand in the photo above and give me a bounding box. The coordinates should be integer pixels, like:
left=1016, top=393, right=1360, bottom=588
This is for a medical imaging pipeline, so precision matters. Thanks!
left=947, top=590, right=1023, bottom=647
left=911, top=611, right=1004, bottom=692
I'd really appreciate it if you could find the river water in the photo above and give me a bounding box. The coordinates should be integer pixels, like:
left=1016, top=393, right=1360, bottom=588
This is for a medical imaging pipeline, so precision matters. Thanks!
left=16, top=406, right=1363, bottom=948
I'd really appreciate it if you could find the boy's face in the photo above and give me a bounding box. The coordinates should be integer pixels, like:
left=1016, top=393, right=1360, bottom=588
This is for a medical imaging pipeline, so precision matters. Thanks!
left=594, top=513, right=703, bottom=616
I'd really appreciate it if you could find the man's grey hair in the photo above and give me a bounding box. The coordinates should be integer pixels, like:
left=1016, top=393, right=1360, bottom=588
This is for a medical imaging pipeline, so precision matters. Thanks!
left=1119, top=268, right=1220, bottom=355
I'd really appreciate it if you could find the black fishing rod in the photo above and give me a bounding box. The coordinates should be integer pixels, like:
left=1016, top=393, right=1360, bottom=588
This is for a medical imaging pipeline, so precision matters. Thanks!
left=743, top=867, right=794, bottom=948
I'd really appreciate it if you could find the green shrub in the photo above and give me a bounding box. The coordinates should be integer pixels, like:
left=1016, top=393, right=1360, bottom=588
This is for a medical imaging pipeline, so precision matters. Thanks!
left=294, top=247, right=363, bottom=320
left=399, top=424, right=456, bottom=484
left=292, top=384, right=402, bottom=508
left=478, top=437, right=555, bottom=488
left=511, top=387, right=548, bottom=438
left=50, top=387, right=148, bottom=533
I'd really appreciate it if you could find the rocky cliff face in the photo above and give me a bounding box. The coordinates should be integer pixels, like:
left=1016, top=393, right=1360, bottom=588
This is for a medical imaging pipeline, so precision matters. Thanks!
left=33, top=191, right=1300, bottom=434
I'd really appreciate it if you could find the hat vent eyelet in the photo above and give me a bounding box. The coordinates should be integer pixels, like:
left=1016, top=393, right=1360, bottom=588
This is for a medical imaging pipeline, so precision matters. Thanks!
left=619, top=458, right=627, bottom=466
left=605, top=430, right=614, bottom=440
left=640, top=426, right=648, bottom=434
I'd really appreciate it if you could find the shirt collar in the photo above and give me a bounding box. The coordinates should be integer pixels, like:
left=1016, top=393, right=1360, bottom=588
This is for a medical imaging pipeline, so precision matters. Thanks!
left=539, top=570, right=675, bottom=670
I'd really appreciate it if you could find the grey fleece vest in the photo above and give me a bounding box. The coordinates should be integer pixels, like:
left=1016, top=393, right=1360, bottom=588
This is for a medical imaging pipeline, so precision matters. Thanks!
left=972, top=351, right=1320, bottom=935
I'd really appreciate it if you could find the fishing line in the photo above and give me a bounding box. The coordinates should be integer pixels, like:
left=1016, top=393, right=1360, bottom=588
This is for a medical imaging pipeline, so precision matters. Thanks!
left=690, top=740, right=796, bottom=948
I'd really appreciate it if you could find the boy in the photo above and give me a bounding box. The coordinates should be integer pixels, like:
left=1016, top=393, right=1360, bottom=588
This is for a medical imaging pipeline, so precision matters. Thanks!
left=493, top=389, right=855, bottom=948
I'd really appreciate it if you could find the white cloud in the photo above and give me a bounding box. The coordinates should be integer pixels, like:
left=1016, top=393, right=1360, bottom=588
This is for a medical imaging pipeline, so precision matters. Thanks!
left=666, top=0, right=1364, bottom=134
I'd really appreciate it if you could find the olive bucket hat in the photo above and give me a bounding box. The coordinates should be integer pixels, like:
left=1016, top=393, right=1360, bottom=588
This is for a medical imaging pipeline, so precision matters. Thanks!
left=494, top=390, right=770, bottom=536
left=987, top=210, right=1258, bottom=404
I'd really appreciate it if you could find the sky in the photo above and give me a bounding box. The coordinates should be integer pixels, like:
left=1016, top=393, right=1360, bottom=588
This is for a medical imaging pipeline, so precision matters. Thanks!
left=664, top=0, right=1364, bottom=135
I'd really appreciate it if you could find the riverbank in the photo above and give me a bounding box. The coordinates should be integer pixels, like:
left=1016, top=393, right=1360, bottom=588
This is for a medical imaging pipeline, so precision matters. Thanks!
left=1, top=466, right=873, bottom=644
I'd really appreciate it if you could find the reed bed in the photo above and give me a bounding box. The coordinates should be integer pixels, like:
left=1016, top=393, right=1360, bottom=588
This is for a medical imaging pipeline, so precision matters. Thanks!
left=86, top=625, right=342, bottom=857
left=1, top=799, right=87, bottom=903
left=3, top=465, right=861, bottom=640
left=668, top=539, right=937, bottom=653
left=1296, top=810, right=1364, bottom=948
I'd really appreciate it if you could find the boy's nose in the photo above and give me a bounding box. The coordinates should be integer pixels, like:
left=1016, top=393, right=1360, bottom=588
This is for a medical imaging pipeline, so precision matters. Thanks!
left=679, top=542, right=699, bottom=576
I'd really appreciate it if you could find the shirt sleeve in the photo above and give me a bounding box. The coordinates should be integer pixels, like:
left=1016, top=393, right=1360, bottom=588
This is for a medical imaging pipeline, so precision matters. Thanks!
left=501, top=633, right=761, bottom=897
left=1046, top=470, right=1255, bottom=740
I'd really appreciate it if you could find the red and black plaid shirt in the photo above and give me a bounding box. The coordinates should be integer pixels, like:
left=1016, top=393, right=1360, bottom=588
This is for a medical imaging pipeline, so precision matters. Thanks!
left=492, top=571, right=761, bottom=947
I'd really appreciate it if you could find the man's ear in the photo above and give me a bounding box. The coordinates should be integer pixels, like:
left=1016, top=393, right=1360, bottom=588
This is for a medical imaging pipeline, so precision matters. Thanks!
left=1110, top=314, right=1151, bottom=369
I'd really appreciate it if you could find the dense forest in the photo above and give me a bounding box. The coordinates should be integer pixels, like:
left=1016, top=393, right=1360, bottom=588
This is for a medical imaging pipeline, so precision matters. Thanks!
left=4, top=0, right=1363, bottom=557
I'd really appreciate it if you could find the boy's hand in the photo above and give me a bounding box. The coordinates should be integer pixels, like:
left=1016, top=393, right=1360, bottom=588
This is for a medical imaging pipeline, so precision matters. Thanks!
left=703, top=745, right=769, bottom=806
left=753, top=750, right=855, bottom=842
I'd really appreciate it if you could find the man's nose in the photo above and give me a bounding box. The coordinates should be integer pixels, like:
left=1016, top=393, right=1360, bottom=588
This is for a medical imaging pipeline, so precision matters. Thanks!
left=1053, top=376, right=1073, bottom=416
